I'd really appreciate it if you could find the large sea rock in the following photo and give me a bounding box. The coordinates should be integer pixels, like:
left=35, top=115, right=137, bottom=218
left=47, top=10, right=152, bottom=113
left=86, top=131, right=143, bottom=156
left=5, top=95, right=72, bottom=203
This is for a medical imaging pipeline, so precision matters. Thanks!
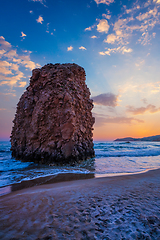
left=10, top=63, right=95, bottom=164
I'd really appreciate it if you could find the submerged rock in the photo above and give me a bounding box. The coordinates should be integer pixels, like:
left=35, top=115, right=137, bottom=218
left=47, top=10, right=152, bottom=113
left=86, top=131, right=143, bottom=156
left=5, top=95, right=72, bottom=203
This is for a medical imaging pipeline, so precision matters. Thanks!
left=10, top=63, right=95, bottom=164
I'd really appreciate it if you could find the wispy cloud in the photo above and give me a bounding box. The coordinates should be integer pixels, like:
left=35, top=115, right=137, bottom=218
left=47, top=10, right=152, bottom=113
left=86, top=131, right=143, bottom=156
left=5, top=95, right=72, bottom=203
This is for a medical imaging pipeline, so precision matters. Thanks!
left=141, top=98, right=147, bottom=104
left=111, top=4, right=160, bottom=47
left=135, top=59, right=145, bottom=69
left=126, top=104, right=160, bottom=115
left=87, top=0, right=160, bottom=55
left=93, top=113, right=144, bottom=127
left=0, top=92, right=16, bottom=97
left=0, top=36, right=40, bottom=87
left=99, top=46, right=132, bottom=56
left=92, top=93, right=119, bottom=107
left=79, top=46, right=87, bottom=50
left=29, top=0, right=47, bottom=7
left=67, top=46, right=73, bottom=51
left=102, top=13, right=111, bottom=19
left=94, top=0, right=114, bottom=5
left=36, top=16, right=44, bottom=24
left=85, top=26, right=92, bottom=31
left=154, top=0, right=160, bottom=3
left=0, top=36, right=11, bottom=50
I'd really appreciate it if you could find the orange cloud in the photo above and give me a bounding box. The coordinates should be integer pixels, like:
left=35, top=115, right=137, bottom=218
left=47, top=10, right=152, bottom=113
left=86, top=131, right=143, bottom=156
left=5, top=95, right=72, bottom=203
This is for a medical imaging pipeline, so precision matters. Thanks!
left=93, top=113, right=144, bottom=128
left=0, top=36, right=40, bottom=87
left=0, top=36, right=11, bottom=50
left=126, top=104, right=160, bottom=115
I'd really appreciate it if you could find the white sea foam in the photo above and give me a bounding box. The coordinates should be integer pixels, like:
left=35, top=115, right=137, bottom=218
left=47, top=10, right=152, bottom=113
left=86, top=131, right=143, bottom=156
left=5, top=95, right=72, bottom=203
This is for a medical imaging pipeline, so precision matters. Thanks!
left=0, top=141, right=160, bottom=187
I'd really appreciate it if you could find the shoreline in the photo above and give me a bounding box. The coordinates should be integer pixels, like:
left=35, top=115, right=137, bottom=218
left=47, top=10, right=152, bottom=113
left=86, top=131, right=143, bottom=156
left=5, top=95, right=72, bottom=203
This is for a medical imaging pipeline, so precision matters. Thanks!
left=0, top=168, right=160, bottom=239
left=0, top=167, right=160, bottom=197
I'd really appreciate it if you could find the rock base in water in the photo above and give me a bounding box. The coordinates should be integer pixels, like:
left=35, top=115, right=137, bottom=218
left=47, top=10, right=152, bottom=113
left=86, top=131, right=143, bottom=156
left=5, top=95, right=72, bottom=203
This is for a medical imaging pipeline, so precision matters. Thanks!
left=10, top=63, right=95, bottom=164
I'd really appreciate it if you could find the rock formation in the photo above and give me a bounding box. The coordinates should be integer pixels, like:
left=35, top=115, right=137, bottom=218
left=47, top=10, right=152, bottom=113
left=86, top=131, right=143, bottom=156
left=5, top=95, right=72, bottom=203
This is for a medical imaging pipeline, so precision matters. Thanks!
left=10, top=63, right=95, bottom=164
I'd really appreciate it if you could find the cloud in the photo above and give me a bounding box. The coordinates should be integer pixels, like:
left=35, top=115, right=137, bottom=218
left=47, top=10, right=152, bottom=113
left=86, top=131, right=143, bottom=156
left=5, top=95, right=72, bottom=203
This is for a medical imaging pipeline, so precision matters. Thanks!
left=85, top=26, right=92, bottom=31
left=29, top=0, right=47, bottom=7
left=99, top=46, right=132, bottom=55
left=92, top=93, right=119, bottom=107
left=19, top=82, right=27, bottom=87
left=36, top=16, right=44, bottom=24
left=126, top=104, right=160, bottom=115
left=29, top=10, right=33, bottom=14
left=97, top=19, right=109, bottom=33
left=91, top=35, right=97, bottom=38
left=102, top=13, right=111, bottom=19
left=79, top=46, right=87, bottom=50
left=136, top=7, right=158, bottom=21
left=20, top=32, right=27, bottom=39
left=67, top=46, right=73, bottom=51
left=0, top=36, right=11, bottom=50
left=19, top=55, right=39, bottom=70
left=135, top=59, right=145, bottom=68
left=0, top=90, right=16, bottom=97
left=154, top=0, right=160, bottom=3
left=93, top=113, right=144, bottom=127
left=0, top=36, right=40, bottom=87
left=138, top=32, right=156, bottom=46
left=85, top=0, right=160, bottom=56
left=112, top=5, right=160, bottom=46
left=141, top=98, right=147, bottom=104
left=0, top=61, right=13, bottom=75
left=104, top=34, right=117, bottom=44
left=94, top=0, right=114, bottom=5
left=0, top=49, right=6, bottom=55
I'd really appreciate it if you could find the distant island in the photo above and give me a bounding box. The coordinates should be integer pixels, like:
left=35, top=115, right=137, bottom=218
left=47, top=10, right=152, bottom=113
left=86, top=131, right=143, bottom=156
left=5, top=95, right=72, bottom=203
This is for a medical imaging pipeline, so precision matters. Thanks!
left=114, top=135, right=160, bottom=142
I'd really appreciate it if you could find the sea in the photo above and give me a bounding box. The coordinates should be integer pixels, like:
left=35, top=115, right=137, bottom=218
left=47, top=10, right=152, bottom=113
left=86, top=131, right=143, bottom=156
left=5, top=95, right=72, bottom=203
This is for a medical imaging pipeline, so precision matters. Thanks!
left=0, top=140, right=160, bottom=190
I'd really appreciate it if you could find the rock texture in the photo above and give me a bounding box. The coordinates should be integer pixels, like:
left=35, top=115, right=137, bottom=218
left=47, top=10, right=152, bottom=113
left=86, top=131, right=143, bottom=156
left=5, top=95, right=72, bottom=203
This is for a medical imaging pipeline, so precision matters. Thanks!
left=10, top=63, right=95, bottom=164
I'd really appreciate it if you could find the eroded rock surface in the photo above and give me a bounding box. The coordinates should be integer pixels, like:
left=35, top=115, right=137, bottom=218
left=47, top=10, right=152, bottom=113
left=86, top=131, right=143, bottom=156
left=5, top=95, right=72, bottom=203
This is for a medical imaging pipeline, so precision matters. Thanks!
left=10, top=63, right=95, bottom=164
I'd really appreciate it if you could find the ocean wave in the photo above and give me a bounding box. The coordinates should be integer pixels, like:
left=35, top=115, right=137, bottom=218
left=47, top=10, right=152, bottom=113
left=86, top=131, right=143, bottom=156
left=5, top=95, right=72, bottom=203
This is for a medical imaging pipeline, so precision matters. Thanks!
left=95, top=149, right=160, bottom=157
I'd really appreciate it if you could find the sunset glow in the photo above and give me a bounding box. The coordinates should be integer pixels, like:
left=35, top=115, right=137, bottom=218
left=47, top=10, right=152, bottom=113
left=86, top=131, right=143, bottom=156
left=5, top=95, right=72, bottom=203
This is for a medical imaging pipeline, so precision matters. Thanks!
left=1, top=0, right=160, bottom=140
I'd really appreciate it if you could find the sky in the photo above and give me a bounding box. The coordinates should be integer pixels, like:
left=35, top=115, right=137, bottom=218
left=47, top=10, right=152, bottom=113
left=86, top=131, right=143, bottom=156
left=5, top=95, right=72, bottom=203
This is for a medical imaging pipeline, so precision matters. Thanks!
left=1, top=0, right=160, bottom=141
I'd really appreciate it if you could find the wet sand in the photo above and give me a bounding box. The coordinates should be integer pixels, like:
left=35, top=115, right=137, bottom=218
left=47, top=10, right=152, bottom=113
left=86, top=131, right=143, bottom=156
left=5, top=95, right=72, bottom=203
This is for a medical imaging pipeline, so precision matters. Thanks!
left=0, top=169, right=160, bottom=240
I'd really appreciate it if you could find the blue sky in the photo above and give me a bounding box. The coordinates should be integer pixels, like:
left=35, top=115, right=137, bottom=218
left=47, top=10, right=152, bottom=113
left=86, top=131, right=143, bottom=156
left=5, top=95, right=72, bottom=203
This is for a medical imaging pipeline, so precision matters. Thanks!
left=1, top=0, right=160, bottom=140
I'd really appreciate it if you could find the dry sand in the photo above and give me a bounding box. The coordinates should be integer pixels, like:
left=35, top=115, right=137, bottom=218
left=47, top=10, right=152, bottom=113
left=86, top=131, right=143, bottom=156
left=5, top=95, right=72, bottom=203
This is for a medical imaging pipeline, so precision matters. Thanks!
left=0, top=169, right=160, bottom=240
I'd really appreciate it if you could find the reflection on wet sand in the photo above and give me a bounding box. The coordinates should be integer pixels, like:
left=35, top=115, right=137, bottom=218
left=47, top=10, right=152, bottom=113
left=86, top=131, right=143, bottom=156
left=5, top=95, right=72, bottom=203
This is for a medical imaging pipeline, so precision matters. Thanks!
left=0, top=173, right=95, bottom=196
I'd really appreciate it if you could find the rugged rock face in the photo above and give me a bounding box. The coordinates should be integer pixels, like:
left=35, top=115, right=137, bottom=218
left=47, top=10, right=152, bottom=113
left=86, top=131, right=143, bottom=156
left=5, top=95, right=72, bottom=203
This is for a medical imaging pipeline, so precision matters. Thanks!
left=10, top=63, right=95, bottom=164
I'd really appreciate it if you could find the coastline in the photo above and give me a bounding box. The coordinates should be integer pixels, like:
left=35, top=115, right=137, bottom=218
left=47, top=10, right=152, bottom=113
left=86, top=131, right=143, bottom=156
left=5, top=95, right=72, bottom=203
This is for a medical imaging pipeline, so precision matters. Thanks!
left=0, top=165, right=160, bottom=197
left=0, top=167, right=159, bottom=197
left=1, top=168, right=160, bottom=239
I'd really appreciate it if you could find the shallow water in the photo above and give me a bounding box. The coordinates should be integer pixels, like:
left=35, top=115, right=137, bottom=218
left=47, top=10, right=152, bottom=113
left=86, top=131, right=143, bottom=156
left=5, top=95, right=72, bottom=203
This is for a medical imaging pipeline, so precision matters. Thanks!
left=0, top=140, right=160, bottom=188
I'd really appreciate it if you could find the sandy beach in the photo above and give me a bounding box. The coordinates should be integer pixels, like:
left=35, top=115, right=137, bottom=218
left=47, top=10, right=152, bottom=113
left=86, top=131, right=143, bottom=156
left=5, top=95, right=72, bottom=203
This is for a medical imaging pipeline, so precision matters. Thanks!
left=0, top=169, right=160, bottom=240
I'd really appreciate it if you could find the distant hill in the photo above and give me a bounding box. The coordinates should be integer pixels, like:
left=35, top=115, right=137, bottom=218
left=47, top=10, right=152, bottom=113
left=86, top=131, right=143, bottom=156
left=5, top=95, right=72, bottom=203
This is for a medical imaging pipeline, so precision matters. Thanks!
left=114, top=135, right=160, bottom=142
